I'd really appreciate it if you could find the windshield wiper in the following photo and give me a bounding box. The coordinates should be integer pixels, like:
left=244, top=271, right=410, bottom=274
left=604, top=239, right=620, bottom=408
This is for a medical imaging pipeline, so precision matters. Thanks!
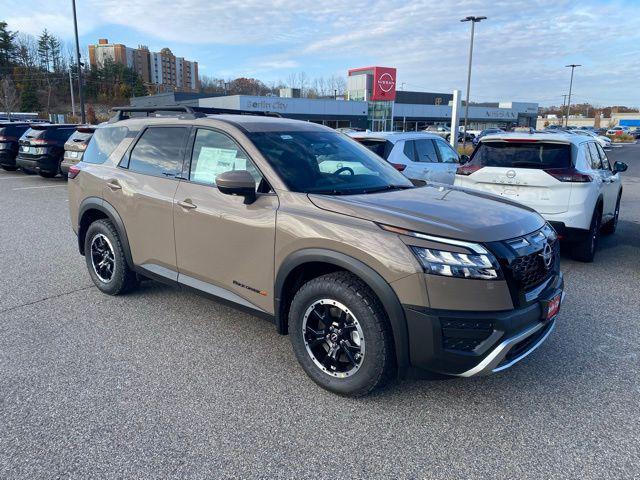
left=363, top=185, right=414, bottom=194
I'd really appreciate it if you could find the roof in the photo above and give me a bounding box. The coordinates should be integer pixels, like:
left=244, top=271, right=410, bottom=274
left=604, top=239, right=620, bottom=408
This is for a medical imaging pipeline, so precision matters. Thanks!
left=479, top=132, right=586, bottom=145
left=111, top=113, right=334, bottom=134
left=347, top=131, right=442, bottom=142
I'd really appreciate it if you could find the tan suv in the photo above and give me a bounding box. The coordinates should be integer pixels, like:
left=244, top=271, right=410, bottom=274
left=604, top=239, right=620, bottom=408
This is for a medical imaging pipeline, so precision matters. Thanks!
left=68, top=106, right=564, bottom=396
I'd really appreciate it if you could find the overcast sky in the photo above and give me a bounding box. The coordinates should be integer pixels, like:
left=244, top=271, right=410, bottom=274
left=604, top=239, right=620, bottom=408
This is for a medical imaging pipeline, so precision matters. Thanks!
left=4, top=0, right=639, bottom=107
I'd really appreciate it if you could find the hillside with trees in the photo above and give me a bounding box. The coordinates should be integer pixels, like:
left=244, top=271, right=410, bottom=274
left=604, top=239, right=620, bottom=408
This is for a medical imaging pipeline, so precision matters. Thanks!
left=0, top=21, right=148, bottom=121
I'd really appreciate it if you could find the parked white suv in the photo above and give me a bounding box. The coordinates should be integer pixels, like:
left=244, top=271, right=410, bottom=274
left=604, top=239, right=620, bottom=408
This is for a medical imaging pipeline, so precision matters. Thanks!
left=455, top=133, right=628, bottom=261
left=349, top=131, right=462, bottom=184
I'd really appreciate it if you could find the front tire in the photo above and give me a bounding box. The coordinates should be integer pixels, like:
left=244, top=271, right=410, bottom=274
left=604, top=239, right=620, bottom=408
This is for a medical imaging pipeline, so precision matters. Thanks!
left=289, top=272, right=395, bottom=397
left=1, top=165, right=18, bottom=171
left=571, top=208, right=601, bottom=262
left=84, top=219, right=139, bottom=295
left=38, top=170, right=57, bottom=178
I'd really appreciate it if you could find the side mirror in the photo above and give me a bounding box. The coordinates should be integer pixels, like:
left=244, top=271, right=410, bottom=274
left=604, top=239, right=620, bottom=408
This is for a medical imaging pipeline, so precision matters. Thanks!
left=613, top=161, right=628, bottom=173
left=459, top=154, right=470, bottom=164
left=216, top=170, right=257, bottom=204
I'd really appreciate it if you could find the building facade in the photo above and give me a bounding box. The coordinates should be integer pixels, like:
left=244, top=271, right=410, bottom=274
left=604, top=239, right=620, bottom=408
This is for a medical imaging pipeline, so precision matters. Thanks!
left=130, top=65, right=538, bottom=130
left=88, top=39, right=199, bottom=93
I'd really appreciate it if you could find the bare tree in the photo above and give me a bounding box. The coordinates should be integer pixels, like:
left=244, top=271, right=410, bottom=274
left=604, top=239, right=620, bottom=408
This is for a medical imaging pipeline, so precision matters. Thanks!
left=0, top=76, right=19, bottom=120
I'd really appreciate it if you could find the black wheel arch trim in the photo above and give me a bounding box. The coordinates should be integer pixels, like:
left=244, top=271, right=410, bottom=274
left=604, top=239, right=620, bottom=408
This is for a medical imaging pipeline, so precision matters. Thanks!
left=275, top=248, right=410, bottom=369
left=77, top=197, right=134, bottom=269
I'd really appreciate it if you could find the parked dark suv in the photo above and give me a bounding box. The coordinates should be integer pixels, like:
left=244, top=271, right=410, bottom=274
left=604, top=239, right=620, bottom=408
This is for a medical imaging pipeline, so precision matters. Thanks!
left=16, top=124, right=77, bottom=177
left=0, top=122, right=31, bottom=171
left=68, top=106, right=564, bottom=396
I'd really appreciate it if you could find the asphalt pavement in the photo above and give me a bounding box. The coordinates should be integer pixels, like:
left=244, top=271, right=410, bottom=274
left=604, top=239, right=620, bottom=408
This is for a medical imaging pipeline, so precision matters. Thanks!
left=0, top=144, right=639, bottom=479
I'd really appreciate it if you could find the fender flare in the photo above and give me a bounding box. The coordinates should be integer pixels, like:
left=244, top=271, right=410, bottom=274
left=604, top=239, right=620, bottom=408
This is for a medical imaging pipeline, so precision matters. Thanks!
left=77, top=197, right=134, bottom=269
left=275, top=248, right=410, bottom=369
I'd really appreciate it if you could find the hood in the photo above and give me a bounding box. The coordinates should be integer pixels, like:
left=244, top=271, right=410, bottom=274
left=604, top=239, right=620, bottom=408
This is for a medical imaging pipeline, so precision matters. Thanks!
left=308, top=184, right=545, bottom=243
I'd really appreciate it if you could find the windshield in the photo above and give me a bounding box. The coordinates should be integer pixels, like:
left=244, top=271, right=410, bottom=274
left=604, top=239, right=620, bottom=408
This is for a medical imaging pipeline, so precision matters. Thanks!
left=470, top=141, right=572, bottom=169
left=248, top=130, right=413, bottom=194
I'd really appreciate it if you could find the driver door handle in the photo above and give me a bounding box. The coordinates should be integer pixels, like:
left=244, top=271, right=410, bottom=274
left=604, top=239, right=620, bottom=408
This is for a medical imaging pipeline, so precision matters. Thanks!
left=106, top=180, right=122, bottom=191
left=177, top=199, right=197, bottom=210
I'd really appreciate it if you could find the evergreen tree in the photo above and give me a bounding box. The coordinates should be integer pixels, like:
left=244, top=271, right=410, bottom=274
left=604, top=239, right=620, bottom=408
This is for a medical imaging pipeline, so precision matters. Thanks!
left=48, top=35, right=61, bottom=72
left=0, top=21, right=16, bottom=68
left=19, top=79, right=40, bottom=111
left=37, top=29, right=51, bottom=71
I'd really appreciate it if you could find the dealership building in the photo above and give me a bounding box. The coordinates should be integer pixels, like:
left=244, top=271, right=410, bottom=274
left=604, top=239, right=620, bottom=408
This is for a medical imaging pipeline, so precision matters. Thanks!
left=131, top=66, right=538, bottom=131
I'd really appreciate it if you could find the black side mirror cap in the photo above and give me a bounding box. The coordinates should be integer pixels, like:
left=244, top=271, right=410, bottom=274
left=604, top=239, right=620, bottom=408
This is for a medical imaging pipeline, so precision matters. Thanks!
left=216, top=170, right=257, bottom=204
left=459, top=154, right=470, bottom=164
left=613, top=161, right=628, bottom=173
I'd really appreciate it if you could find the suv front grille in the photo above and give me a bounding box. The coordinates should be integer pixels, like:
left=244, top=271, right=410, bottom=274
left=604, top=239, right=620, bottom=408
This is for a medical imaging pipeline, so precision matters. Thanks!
left=510, top=240, right=558, bottom=290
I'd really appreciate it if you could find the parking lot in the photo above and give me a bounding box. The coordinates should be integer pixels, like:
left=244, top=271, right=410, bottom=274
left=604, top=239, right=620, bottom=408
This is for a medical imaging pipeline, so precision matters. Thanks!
left=0, top=143, right=638, bottom=478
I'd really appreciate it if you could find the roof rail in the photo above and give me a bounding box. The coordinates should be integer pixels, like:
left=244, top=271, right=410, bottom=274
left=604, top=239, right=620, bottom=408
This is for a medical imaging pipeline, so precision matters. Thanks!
left=108, top=105, right=281, bottom=123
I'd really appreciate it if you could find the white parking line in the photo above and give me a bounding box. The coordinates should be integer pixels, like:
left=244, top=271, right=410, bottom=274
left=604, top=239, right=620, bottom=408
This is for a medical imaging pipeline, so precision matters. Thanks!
left=0, top=176, right=30, bottom=180
left=12, top=184, right=67, bottom=191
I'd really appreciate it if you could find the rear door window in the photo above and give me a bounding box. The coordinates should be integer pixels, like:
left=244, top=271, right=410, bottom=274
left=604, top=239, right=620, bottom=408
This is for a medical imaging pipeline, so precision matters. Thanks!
left=84, top=126, right=129, bottom=164
left=413, top=139, right=439, bottom=163
left=595, top=143, right=611, bottom=171
left=434, top=138, right=459, bottom=163
left=127, top=126, right=189, bottom=177
left=586, top=143, right=601, bottom=169
left=470, top=141, right=571, bottom=169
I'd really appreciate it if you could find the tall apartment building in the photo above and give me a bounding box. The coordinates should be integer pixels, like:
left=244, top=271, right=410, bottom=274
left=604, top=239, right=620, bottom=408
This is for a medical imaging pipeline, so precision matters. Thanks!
left=88, top=39, right=199, bottom=93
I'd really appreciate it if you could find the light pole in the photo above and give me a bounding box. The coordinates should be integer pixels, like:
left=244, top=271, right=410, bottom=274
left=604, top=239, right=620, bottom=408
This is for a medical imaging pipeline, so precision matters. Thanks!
left=565, top=64, right=581, bottom=127
left=460, top=15, right=486, bottom=149
left=71, top=0, right=86, bottom=123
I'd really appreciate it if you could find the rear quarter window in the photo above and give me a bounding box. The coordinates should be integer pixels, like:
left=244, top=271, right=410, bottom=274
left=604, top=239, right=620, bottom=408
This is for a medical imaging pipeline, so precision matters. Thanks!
left=354, top=139, right=394, bottom=160
left=471, top=141, right=572, bottom=169
left=83, top=126, right=129, bottom=165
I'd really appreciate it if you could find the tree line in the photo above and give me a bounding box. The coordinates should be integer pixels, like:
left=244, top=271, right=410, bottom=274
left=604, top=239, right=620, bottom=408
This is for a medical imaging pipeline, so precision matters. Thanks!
left=0, top=21, right=148, bottom=120
left=199, top=71, right=347, bottom=99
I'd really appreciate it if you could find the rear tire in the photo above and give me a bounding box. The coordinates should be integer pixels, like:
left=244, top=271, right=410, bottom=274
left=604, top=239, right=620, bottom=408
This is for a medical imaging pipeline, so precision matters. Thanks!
left=289, top=272, right=395, bottom=397
left=84, top=219, right=139, bottom=295
left=38, top=170, right=57, bottom=178
left=21, top=167, right=36, bottom=175
left=571, top=208, right=601, bottom=262
left=601, top=195, right=621, bottom=235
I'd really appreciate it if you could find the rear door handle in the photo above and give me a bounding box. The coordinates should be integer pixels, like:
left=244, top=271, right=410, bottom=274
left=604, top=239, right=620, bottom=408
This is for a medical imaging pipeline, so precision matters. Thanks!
left=177, top=199, right=197, bottom=210
left=107, top=180, right=122, bottom=191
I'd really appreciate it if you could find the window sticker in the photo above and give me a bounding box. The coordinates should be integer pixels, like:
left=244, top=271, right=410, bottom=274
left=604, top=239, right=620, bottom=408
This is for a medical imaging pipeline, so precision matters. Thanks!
left=192, top=147, right=246, bottom=184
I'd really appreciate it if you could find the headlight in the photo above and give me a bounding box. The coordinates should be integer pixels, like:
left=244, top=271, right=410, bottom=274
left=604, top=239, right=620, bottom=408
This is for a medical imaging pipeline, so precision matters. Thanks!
left=410, top=246, right=501, bottom=280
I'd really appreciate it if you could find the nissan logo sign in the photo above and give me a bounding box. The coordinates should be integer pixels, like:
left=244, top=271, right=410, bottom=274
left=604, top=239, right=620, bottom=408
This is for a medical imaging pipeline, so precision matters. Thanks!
left=377, top=73, right=395, bottom=93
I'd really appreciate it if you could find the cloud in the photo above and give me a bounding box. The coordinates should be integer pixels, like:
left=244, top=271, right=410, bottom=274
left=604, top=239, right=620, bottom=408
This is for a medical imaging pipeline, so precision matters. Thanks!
left=4, top=0, right=639, bottom=106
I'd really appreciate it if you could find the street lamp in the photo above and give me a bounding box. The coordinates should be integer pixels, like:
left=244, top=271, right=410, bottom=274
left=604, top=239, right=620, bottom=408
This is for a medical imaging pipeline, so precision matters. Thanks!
left=460, top=15, right=487, bottom=149
left=71, top=0, right=86, bottom=123
left=564, top=64, right=581, bottom=127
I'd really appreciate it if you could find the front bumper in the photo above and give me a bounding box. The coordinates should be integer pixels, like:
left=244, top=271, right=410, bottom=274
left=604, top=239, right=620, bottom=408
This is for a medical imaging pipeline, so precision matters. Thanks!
left=405, top=272, right=563, bottom=376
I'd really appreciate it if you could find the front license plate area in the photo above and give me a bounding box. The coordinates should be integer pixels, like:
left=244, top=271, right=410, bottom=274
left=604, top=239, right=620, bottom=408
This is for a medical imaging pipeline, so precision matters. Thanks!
left=541, top=293, right=561, bottom=321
